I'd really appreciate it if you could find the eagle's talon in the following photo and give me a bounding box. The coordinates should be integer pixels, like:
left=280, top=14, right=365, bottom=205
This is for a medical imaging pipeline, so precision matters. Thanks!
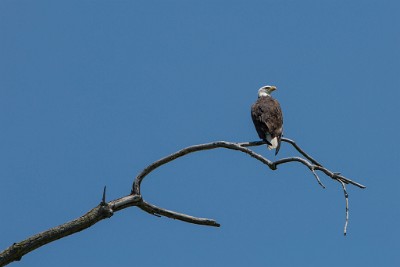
left=263, top=139, right=273, bottom=146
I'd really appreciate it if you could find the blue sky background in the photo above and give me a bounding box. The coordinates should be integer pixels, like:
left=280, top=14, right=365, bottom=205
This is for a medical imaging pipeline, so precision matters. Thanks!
left=1, top=1, right=399, bottom=266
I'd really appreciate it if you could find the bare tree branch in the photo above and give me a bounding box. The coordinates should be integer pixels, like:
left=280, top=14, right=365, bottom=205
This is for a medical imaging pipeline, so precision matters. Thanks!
left=132, top=141, right=274, bottom=195
left=0, top=138, right=365, bottom=266
left=138, top=200, right=220, bottom=227
left=338, top=180, right=350, bottom=236
left=0, top=204, right=113, bottom=266
left=280, top=137, right=323, bottom=166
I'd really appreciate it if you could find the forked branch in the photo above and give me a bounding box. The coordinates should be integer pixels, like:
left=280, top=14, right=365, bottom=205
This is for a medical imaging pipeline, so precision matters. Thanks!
left=0, top=138, right=365, bottom=266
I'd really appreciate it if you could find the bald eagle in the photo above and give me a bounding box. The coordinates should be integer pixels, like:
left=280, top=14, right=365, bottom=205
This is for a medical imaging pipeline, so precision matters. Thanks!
left=251, top=85, right=283, bottom=155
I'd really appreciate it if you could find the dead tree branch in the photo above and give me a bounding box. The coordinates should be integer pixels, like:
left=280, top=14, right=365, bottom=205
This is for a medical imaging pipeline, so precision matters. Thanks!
left=0, top=138, right=365, bottom=266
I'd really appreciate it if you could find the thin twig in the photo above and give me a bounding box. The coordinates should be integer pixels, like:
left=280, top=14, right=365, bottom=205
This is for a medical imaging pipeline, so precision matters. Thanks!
left=314, top=166, right=366, bottom=189
left=311, top=168, right=326, bottom=189
left=101, top=186, right=107, bottom=205
left=338, top=180, right=349, bottom=236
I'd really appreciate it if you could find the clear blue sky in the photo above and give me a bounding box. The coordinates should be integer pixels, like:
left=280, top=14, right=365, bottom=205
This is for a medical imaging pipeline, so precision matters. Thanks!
left=1, top=1, right=399, bottom=266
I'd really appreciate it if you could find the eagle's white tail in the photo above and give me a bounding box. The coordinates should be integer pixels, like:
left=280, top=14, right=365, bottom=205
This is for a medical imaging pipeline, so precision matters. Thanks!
left=266, top=134, right=278, bottom=150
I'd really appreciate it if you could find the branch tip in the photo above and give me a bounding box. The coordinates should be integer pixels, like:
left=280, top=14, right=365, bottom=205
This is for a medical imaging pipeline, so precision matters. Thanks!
left=139, top=200, right=220, bottom=227
left=101, top=186, right=107, bottom=206
left=311, top=169, right=326, bottom=189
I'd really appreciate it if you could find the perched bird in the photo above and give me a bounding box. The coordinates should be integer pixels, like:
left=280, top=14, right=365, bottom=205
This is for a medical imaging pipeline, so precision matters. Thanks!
left=251, top=85, right=283, bottom=155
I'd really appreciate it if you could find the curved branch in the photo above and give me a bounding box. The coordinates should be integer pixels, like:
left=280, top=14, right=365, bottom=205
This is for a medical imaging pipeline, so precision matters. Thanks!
left=133, top=139, right=365, bottom=195
left=132, top=141, right=275, bottom=195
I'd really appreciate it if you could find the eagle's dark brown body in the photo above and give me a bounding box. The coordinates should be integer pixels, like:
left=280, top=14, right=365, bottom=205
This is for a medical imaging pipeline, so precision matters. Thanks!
left=251, top=95, right=283, bottom=155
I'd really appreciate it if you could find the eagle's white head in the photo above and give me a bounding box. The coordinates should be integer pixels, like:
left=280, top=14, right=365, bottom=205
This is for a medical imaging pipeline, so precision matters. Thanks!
left=258, top=85, right=277, bottom=97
